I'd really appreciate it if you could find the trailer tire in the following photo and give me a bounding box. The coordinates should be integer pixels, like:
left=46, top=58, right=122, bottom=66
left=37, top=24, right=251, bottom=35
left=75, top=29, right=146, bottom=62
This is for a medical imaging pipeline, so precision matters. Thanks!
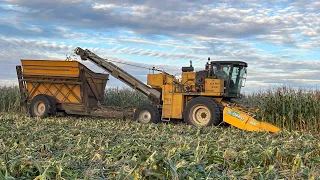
left=134, top=104, right=161, bottom=124
left=29, top=94, right=55, bottom=118
left=183, top=97, right=221, bottom=127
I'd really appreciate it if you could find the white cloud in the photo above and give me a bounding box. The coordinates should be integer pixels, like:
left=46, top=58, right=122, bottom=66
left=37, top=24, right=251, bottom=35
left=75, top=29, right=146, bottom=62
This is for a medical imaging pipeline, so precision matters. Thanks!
left=92, top=3, right=118, bottom=10
left=0, top=0, right=319, bottom=92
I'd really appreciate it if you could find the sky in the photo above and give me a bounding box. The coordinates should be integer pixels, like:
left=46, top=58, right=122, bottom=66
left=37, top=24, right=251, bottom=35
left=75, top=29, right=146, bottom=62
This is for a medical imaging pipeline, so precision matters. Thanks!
left=0, top=0, right=319, bottom=93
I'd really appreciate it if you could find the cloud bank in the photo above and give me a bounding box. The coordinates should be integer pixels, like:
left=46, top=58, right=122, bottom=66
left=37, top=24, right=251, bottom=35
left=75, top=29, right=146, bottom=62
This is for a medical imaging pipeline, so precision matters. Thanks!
left=0, top=0, right=319, bottom=91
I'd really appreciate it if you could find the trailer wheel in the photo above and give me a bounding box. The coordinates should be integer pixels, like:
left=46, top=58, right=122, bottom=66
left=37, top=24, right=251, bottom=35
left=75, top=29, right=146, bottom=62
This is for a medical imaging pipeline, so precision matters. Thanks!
left=183, top=97, right=221, bottom=127
left=29, top=94, right=55, bottom=118
left=134, top=104, right=161, bottom=124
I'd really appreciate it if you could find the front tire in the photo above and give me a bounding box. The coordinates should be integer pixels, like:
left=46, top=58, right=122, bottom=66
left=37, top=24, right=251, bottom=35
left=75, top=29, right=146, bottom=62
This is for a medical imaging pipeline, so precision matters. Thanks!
left=183, top=97, right=221, bottom=127
left=134, top=104, right=161, bottom=124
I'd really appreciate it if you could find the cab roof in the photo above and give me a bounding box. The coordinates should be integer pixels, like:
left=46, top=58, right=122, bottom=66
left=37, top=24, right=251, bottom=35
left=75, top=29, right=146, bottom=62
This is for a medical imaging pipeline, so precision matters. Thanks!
left=211, top=61, right=248, bottom=67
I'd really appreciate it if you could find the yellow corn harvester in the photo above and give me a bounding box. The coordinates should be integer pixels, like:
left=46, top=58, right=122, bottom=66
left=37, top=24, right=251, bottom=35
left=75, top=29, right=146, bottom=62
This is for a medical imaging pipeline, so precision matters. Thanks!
left=17, top=47, right=280, bottom=133
left=74, top=48, right=280, bottom=133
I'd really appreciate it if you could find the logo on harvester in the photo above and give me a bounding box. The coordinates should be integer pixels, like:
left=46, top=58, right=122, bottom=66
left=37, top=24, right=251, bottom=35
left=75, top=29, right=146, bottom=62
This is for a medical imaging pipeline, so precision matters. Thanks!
left=226, top=110, right=245, bottom=121
left=249, top=120, right=258, bottom=125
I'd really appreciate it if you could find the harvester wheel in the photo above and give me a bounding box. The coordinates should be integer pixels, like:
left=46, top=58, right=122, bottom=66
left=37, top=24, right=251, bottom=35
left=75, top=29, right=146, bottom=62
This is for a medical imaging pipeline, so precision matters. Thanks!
left=134, top=104, right=161, bottom=124
left=29, top=94, right=56, bottom=118
left=183, top=97, right=221, bottom=127
left=215, top=100, right=224, bottom=122
left=215, top=100, right=229, bottom=126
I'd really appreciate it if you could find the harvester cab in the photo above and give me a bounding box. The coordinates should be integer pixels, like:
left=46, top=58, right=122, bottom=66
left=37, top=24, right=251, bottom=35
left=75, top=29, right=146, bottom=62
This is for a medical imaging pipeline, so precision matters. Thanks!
left=193, top=59, right=248, bottom=99
left=208, top=61, right=247, bottom=98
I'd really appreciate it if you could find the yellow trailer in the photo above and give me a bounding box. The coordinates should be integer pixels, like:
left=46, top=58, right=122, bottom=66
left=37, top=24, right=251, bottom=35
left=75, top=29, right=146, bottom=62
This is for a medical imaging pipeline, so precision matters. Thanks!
left=16, top=60, right=109, bottom=118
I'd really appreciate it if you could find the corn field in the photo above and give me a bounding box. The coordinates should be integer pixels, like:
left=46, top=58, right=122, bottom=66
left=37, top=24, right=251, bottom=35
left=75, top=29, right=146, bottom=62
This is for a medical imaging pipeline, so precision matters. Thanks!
left=0, top=86, right=21, bottom=112
left=103, top=87, right=149, bottom=107
left=0, top=86, right=319, bottom=132
left=241, top=86, right=320, bottom=132
left=0, top=113, right=319, bottom=179
left=0, top=86, right=320, bottom=179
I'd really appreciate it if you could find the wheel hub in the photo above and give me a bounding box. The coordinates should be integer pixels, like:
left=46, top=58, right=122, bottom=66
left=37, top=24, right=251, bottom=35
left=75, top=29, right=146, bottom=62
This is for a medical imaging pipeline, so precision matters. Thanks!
left=138, top=110, right=151, bottom=123
left=192, top=105, right=211, bottom=126
left=34, top=101, right=46, bottom=116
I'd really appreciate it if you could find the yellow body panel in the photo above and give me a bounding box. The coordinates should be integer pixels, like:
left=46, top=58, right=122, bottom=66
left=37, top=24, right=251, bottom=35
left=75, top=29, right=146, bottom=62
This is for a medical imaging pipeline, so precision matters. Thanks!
left=182, top=72, right=195, bottom=83
left=205, top=79, right=224, bottom=93
left=147, top=74, right=164, bottom=88
left=147, top=73, right=178, bottom=88
left=21, top=60, right=80, bottom=77
left=26, top=82, right=82, bottom=103
left=162, top=94, right=184, bottom=119
left=181, top=72, right=195, bottom=91
left=163, top=84, right=172, bottom=94
left=199, top=92, right=224, bottom=96
left=22, top=60, right=83, bottom=103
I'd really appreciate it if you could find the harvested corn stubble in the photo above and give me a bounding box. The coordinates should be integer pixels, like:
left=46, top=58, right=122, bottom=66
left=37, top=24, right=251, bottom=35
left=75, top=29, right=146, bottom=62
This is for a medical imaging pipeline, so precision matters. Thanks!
left=0, top=113, right=319, bottom=179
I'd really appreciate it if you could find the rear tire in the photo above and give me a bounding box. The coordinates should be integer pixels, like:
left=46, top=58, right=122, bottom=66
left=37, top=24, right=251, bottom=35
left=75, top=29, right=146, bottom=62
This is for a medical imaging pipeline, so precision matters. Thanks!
left=29, top=94, right=56, bottom=118
left=183, top=97, right=221, bottom=127
left=134, top=104, right=161, bottom=124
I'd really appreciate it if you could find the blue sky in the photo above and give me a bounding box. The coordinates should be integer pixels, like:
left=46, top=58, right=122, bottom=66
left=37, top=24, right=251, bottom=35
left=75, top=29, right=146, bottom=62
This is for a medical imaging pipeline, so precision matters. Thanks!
left=0, top=0, right=319, bottom=92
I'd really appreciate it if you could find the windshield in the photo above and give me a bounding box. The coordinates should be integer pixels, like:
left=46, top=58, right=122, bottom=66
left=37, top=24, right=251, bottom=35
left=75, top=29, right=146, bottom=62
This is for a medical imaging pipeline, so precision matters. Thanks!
left=229, top=66, right=246, bottom=95
left=212, top=64, right=231, bottom=80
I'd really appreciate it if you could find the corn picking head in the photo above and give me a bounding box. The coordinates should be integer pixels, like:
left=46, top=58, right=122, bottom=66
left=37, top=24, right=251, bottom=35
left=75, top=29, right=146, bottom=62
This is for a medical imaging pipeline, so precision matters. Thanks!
left=222, top=102, right=280, bottom=133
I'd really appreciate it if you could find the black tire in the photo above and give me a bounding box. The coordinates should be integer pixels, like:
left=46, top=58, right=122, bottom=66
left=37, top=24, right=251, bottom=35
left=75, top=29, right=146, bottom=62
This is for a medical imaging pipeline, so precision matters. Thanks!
left=215, top=100, right=224, bottom=122
left=48, top=96, right=57, bottom=115
left=215, top=100, right=229, bottom=126
left=183, top=97, right=221, bottom=127
left=134, top=104, right=161, bottom=124
left=29, top=94, right=56, bottom=118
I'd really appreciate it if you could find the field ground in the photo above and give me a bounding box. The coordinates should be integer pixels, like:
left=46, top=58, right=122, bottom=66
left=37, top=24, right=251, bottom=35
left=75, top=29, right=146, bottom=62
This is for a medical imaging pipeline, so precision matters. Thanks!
left=0, top=113, right=319, bottom=179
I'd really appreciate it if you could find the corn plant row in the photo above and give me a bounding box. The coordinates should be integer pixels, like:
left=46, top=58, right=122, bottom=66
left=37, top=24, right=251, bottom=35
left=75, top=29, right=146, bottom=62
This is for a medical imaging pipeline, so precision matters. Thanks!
left=103, top=87, right=149, bottom=107
left=0, top=86, right=20, bottom=112
left=241, top=86, right=320, bottom=132
left=0, top=86, right=319, bottom=132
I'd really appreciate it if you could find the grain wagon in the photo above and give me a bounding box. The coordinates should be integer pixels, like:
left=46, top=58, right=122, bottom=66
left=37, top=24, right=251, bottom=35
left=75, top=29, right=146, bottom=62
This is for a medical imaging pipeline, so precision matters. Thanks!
left=16, top=60, right=112, bottom=118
